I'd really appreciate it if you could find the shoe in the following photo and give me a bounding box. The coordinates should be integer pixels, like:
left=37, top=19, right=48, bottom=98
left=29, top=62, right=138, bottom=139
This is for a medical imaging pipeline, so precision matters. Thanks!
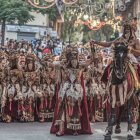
left=56, top=131, right=64, bottom=136
left=73, top=131, right=78, bottom=136
left=39, top=117, right=45, bottom=123
left=115, top=125, right=121, bottom=134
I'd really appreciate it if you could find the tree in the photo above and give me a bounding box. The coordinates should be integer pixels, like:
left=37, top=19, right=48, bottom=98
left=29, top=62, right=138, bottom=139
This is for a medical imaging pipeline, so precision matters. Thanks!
left=0, top=0, right=34, bottom=46
left=61, top=7, right=83, bottom=43
left=30, top=5, right=58, bottom=21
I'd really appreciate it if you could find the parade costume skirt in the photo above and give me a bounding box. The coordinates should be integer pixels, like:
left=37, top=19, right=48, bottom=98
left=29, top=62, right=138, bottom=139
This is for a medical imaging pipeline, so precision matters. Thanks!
left=50, top=76, right=92, bottom=135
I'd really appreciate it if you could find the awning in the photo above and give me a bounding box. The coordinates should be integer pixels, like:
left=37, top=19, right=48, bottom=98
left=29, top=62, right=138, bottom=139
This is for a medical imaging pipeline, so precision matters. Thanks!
left=6, top=25, right=40, bottom=33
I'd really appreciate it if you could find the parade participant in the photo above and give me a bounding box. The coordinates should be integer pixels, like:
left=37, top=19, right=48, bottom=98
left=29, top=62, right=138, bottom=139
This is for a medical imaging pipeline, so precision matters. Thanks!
left=36, top=54, right=56, bottom=122
left=90, top=17, right=140, bottom=139
left=87, top=61, right=97, bottom=122
left=87, top=55, right=105, bottom=123
left=50, top=46, right=92, bottom=136
left=82, top=66, right=93, bottom=121
left=17, top=52, right=26, bottom=70
left=6, top=69, right=23, bottom=122
left=0, top=51, right=9, bottom=122
left=125, top=19, right=140, bottom=136
left=3, top=53, right=23, bottom=122
left=23, top=53, right=40, bottom=122
left=94, top=81, right=105, bottom=122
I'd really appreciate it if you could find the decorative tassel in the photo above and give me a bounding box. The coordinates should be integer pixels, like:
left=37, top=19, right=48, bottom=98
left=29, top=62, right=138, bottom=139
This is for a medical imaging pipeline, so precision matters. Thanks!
left=29, top=103, right=32, bottom=113
left=78, top=105, right=82, bottom=117
left=67, top=105, right=70, bottom=116
left=71, top=106, right=73, bottom=116
left=49, top=97, right=52, bottom=109
left=18, top=101, right=20, bottom=115
left=90, top=97, right=93, bottom=112
left=68, top=105, right=70, bottom=116
left=40, top=100, right=43, bottom=110
left=98, top=96, right=101, bottom=109
left=22, top=104, right=24, bottom=111
left=9, top=100, right=12, bottom=111
left=45, top=98, right=48, bottom=108
left=56, top=100, right=61, bottom=116
left=69, top=105, right=73, bottom=117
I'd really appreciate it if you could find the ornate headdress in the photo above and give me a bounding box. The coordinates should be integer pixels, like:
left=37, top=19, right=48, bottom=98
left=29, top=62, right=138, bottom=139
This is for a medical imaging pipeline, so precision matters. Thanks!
left=122, top=17, right=137, bottom=32
left=26, top=53, right=36, bottom=62
left=79, top=54, right=85, bottom=62
left=66, top=45, right=78, bottom=60
left=42, top=53, right=53, bottom=62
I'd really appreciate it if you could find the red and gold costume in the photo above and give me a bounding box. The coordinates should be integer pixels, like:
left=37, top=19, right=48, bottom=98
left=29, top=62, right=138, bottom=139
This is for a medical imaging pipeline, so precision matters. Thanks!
left=50, top=46, right=92, bottom=136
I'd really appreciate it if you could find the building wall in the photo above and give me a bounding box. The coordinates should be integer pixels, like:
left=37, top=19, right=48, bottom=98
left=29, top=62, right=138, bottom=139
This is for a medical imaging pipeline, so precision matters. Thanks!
left=2, top=12, right=51, bottom=42
left=1, top=11, right=60, bottom=43
left=27, top=12, right=49, bottom=27
left=5, top=32, right=17, bottom=40
left=133, top=0, right=140, bottom=39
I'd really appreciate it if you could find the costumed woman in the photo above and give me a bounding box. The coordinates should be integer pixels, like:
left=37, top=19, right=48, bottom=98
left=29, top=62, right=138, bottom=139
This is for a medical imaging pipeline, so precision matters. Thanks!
left=37, top=54, right=56, bottom=122
left=50, top=46, right=92, bottom=136
left=23, top=53, right=40, bottom=122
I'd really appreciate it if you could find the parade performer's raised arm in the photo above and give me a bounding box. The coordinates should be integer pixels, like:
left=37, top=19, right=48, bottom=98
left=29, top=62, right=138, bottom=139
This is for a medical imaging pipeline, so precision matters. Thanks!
left=91, top=40, right=112, bottom=48
left=90, top=18, right=139, bottom=84
left=91, top=17, right=138, bottom=49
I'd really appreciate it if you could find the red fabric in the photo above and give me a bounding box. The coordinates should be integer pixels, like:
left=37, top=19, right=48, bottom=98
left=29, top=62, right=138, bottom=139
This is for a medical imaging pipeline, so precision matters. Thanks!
left=80, top=73, right=92, bottom=134
left=128, top=73, right=131, bottom=89
left=45, top=98, right=48, bottom=108
left=49, top=98, right=52, bottom=109
left=71, top=106, right=73, bottom=116
left=78, top=105, right=82, bottom=117
left=43, top=48, right=50, bottom=53
left=90, top=98, right=93, bottom=114
left=50, top=83, right=60, bottom=133
left=39, top=101, right=43, bottom=110
left=4, top=99, right=17, bottom=119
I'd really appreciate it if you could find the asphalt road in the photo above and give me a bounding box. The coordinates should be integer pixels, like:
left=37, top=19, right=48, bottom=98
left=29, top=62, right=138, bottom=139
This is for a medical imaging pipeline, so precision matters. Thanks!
left=0, top=122, right=140, bottom=140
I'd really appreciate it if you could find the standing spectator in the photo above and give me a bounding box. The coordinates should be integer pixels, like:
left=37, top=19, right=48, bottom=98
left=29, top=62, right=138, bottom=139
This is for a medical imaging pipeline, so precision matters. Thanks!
left=53, top=39, right=62, bottom=56
left=46, top=35, right=54, bottom=53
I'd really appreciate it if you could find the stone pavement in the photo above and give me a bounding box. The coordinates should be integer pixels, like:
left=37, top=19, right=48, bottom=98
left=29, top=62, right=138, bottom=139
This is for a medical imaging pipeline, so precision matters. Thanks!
left=0, top=122, right=140, bottom=140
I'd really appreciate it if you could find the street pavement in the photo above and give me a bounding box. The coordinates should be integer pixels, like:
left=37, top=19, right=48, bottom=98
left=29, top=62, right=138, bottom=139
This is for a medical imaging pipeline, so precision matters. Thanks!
left=0, top=122, right=140, bottom=140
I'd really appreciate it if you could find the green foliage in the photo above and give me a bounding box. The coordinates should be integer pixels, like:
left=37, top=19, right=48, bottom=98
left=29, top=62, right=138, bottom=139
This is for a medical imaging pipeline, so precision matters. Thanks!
left=82, top=0, right=114, bottom=42
left=0, top=0, right=35, bottom=45
left=61, top=8, right=83, bottom=43
left=30, top=6, right=58, bottom=21
left=61, top=0, right=114, bottom=43
left=102, top=24, right=114, bottom=41
left=0, top=0, right=34, bottom=24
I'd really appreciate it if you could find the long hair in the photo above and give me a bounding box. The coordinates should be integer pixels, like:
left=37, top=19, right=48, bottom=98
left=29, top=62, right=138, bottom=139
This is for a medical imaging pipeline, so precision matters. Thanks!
left=25, top=60, right=35, bottom=72
left=66, top=59, right=79, bottom=69
left=122, top=25, right=136, bottom=41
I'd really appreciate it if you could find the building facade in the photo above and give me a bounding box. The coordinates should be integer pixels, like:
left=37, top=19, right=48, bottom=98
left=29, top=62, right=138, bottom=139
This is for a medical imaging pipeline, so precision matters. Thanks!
left=3, top=11, right=59, bottom=43
left=115, top=0, right=140, bottom=39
